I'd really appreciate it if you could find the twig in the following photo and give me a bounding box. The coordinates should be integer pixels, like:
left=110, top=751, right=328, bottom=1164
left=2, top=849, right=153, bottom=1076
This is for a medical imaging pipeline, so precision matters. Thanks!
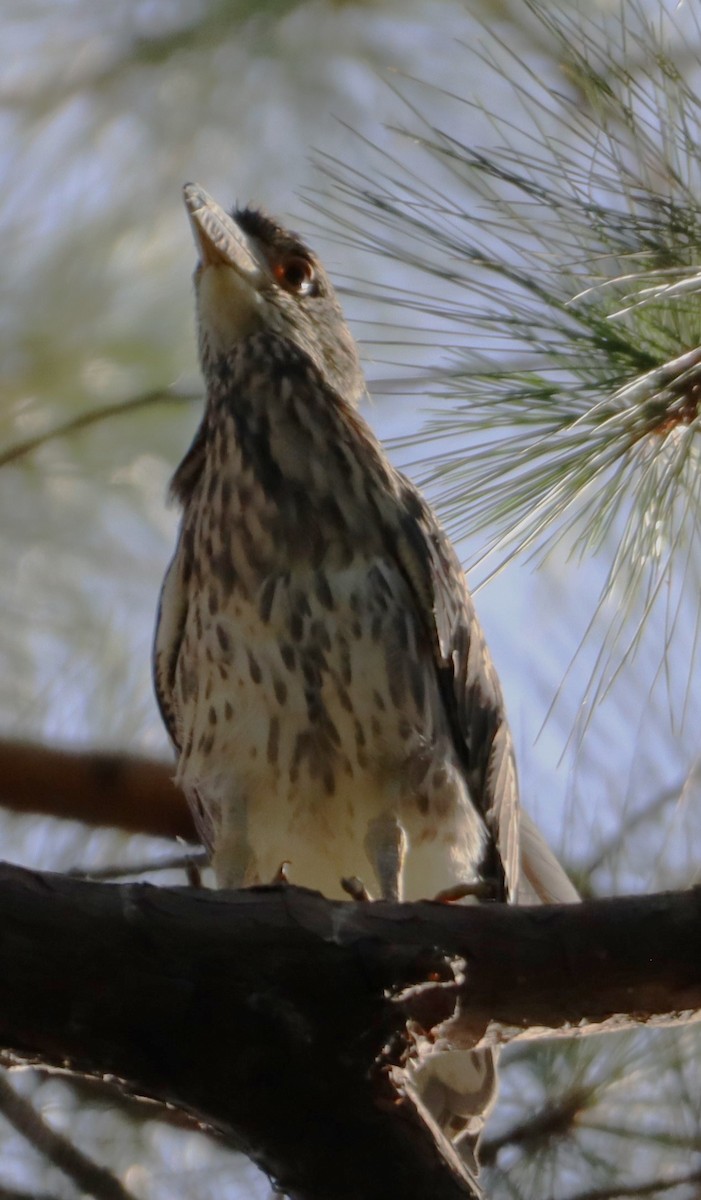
left=559, top=1165, right=701, bottom=1200
left=0, top=389, right=195, bottom=470
left=580, top=762, right=701, bottom=877
left=68, top=849, right=208, bottom=882
left=480, top=1088, right=592, bottom=1164
left=0, top=1072, right=138, bottom=1200
left=0, top=1187, right=65, bottom=1200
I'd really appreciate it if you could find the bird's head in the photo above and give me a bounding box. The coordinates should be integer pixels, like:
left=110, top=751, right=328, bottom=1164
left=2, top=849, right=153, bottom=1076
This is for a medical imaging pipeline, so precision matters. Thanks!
left=184, top=182, right=365, bottom=404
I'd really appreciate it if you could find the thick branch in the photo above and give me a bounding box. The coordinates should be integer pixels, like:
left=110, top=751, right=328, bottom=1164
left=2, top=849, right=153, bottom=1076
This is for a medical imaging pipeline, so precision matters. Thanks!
left=0, top=865, right=700, bottom=1199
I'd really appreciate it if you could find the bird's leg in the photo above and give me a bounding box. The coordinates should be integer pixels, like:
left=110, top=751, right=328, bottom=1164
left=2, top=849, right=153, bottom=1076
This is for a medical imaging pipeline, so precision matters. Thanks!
left=342, top=811, right=407, bottom=902
left=210, top=798, right=255, bottom=888
left=364, top=812, right=407, bottom=902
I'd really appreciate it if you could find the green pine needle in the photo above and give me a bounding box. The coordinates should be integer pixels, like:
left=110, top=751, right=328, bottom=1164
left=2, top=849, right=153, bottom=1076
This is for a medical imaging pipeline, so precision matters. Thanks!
left=311, top=0, right=701, bottom=722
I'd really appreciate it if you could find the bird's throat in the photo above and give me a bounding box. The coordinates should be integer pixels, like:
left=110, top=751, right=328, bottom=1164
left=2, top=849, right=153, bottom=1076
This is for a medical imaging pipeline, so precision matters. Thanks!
left=197, top=264, right=265, bottom=368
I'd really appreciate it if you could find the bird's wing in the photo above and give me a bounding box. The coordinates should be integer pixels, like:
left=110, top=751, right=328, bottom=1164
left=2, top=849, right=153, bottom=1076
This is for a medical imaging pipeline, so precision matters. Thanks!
left=153, top=545, right=189, bottom=752
left=153, top=514, right=221, bottom=856
left=153, top=418, right=208, bottom=752
left=518, top=809, right=580, bottom=904
left=362, top=451, right=520, bottom=901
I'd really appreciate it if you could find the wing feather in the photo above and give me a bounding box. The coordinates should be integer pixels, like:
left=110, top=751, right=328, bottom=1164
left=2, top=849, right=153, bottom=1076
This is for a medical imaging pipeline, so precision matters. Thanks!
left=153, top=547, right=189, bottom=751
left=366, top=464, right=520, bottom=900
left=153, top=417, right=207, bottom=751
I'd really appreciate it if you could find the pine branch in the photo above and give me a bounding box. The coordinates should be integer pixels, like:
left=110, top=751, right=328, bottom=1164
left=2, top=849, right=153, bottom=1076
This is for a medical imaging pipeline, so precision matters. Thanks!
left=311, top=0, right=701, bottom=725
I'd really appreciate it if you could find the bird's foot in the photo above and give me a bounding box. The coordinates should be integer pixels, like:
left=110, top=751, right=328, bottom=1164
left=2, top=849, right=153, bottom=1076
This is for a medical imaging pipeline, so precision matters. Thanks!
left=341, top=875, right=373, bottom=902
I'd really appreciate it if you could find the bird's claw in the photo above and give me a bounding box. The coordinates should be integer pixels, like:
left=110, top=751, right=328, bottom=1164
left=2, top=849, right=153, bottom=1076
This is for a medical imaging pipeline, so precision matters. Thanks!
left=271, top=860, right=291, bottom=885
left=341, top=875, right=373, bottom=902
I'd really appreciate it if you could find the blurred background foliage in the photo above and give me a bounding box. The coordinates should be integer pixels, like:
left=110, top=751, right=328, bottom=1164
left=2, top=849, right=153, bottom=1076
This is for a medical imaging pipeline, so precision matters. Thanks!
left=1, top=0, right=701, bottom=1196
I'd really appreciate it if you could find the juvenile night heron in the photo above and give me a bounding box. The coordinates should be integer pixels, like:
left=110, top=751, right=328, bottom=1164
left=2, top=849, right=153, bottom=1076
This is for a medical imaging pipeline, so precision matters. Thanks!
left=154, top=183, right=577, bottom=1182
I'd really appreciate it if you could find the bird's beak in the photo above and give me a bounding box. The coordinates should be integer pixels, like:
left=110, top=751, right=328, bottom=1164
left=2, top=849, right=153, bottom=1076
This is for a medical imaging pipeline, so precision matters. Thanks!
left=183, top=182, right=263, bottom=287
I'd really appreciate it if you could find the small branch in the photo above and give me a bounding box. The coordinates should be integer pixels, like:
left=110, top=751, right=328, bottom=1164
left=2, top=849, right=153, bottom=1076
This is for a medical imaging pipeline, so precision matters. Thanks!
left=0, top=1063, right=202, bottom=1137
left=0, top=1072, right=138, bottom=1200
left=480, top=1088, right=592, bottom=1164
left=579, top=764, right=700, bottom=877
left=0, top=1188, right=65, bottom=1200
left=68, top=849, right=208, bottom=882
left=560, top=1165, right=701, bottom=1200
left=0, top=739, right=196, bottom=842
left=0, top=389, right=196, bottom=471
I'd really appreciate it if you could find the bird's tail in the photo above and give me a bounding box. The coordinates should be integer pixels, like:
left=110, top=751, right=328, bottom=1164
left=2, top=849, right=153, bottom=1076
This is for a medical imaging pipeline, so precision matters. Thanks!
left=405, top=816, right=579, bottom=1186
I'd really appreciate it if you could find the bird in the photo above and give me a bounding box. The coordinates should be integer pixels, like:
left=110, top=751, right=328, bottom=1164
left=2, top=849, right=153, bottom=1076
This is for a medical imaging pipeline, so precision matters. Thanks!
left=153, top=182, right=577, bottom=1182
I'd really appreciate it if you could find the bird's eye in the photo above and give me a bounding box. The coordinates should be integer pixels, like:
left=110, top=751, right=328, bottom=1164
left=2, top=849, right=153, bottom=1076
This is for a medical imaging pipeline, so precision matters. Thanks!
left=274, top=256, right=316, bottom=296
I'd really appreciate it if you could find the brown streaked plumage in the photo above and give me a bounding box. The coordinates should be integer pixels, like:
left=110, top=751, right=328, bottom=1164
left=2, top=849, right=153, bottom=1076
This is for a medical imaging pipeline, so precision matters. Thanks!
left=153, top=183, right=577, bottom=1182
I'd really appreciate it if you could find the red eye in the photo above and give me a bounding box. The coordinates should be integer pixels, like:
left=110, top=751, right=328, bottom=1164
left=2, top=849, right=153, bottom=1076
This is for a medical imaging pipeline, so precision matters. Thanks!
left=274, top=256, right=315, bottom=295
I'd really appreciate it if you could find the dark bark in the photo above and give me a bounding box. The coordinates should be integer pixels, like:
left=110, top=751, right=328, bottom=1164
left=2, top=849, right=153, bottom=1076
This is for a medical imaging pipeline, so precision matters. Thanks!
left=0, top=864, right=700, bottom=1199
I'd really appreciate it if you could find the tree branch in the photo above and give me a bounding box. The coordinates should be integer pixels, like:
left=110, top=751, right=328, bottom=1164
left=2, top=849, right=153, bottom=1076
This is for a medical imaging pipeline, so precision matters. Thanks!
left=0, top=1072, right=138, bottom=1200
left=0, top=739, right=195, bottom=842
left=561, top=1166, right=701, bottom=1200
left=0, top=865, right=700, bottom=1198
left=0, top=389, right=196, bottom=471
left=0, top=1188, right=65, bottom=1200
